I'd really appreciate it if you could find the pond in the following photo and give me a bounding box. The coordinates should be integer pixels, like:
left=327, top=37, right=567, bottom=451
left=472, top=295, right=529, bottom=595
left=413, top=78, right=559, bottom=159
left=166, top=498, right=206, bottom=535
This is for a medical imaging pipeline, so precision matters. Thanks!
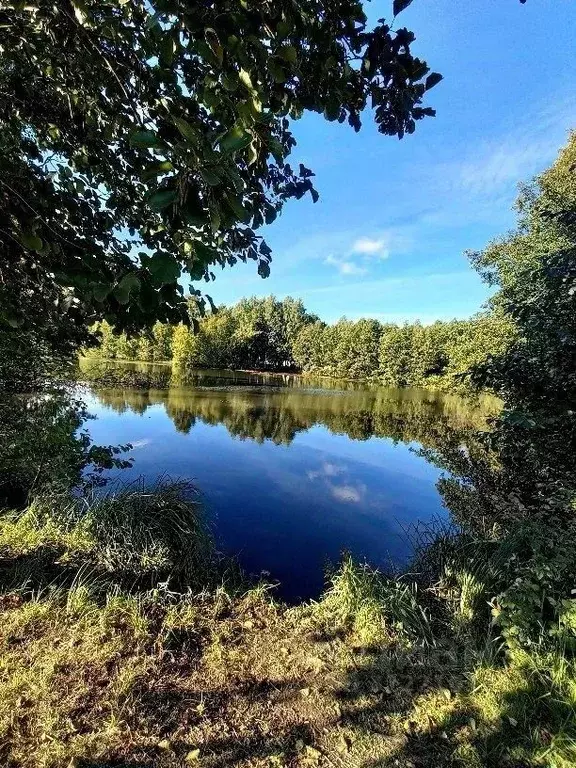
left=80, top=362, right=497, bottom=601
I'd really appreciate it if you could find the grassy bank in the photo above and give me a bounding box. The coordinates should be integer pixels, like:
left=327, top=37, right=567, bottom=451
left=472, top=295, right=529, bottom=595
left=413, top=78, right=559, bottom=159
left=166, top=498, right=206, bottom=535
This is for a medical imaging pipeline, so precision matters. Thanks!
left=1, top=485, right=575, bottom=767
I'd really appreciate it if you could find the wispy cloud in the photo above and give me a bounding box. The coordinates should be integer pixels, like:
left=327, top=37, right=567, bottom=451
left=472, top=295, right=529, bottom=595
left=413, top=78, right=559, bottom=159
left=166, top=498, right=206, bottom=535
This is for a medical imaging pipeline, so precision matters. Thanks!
left=293, top=270, right=492, bottom=324
left=130, top=438, right=152, bottom=449
left=324, top=254, right=367, bottom=276
left=450, top=95, right=576, bottom=199
left=457, top=139, right=554, bottom=197
left=298, top=270, right=471, bottom=296
left=330, top=483, right=366, bottom=504
left=307, top=461, right=345, bottom=481
left=351, top=236, right=389, bottom=257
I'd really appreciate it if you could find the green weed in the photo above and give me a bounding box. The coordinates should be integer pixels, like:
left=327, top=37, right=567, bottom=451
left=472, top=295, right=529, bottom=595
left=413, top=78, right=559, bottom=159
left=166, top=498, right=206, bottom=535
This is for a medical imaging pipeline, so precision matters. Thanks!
left=317, top=555, right=433, bottom=646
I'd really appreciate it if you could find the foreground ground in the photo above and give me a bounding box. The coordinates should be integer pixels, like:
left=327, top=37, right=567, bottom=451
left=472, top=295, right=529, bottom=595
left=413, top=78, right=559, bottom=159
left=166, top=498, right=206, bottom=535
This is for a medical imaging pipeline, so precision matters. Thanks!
left=0, top=486, right=574, bottom=768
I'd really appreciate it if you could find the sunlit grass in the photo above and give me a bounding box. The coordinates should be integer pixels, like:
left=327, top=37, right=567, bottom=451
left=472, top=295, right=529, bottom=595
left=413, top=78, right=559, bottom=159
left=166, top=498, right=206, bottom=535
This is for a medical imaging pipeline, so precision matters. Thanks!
left=0, top=480, right=215, bottom=592
left=1, top=493, right=576, bottom=767
left=316, top=554, right=433, bottom=647
left=0, top=499, right=93, bottom=558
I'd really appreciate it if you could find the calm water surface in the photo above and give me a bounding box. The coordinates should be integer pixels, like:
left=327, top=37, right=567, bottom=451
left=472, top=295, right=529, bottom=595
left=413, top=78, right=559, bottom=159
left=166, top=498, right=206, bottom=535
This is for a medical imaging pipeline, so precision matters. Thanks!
left=82, top=363, right=495, bottom=601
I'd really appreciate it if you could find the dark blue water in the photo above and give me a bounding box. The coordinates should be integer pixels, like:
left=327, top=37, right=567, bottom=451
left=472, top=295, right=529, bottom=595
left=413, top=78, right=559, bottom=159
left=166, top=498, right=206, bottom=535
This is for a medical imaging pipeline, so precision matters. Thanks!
left=82, top=369, right=494, bottom=600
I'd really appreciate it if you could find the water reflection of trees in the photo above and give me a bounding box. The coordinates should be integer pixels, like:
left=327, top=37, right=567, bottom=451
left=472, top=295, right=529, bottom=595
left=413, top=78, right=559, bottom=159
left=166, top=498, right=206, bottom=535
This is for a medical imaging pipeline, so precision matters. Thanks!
left=90, top=380, right=498, bottom=450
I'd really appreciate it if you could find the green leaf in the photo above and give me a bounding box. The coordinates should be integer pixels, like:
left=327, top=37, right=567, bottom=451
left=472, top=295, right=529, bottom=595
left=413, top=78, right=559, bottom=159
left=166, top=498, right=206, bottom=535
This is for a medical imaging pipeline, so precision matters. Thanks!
left=246, top=142, right=258, bottom=166
left=324, top=98, right=340, bottom=121
left=199, top=167, right=222, bottom=186
left=425, top=72, right=443, bottom=90
left=113, top=273, right=141, bottom=304
left=221, top=73, right=238, bottom=92
left=248, top=94, right=263, bottom=118
left=4, top=314, right=23, bottom=328
left=92, top=283, right=111, bottom=302
left=173, top=117, right=198, bottom=142
left=264, top=204, right=277, bottom=225
left=276, top=20, right=293, bottom=40
left=195, top=40, right=216, bottom=64
left=141, top=160, right=174, bottom=181
left=184, top=192, right=209, bottom=227
left=267, top=137, right=285, bottom=164
left=129, top=130, right=159, bottom=148
left=145, top=10, right=162, bottom=30
left=277, top=45, right=297, bottom=64
left=393, top=0, right=414, bottom=15
left=193, top=241, right=218, bottom=264
left=207, top=204, right=221, bottom=234
left=205, top=28, right=223, bottom=65
left=148, top=252, right=181, bottom=283
left=239, top=68, right=254, bottom=92
left=219, top=125, right=252, bottom=154
left=224, top=193, right=250, bottom=223
left=72, top=1, right=88, bottom=25
left=221, top=164, right=245, bottom=193
left=259, top=240, right=272, bottom=257
left=269, top=58, right=287, bottom=84
left=159, top=35, right=176, bottom=65
left=20, top=232, right=43, bottom=251
left=258, top=260, right=270, bottom=278
left=183, top=211, right=209, bottom=228
left=148, top=189, right=177, bottom=211
left=205, top=294, right=218, bottom=314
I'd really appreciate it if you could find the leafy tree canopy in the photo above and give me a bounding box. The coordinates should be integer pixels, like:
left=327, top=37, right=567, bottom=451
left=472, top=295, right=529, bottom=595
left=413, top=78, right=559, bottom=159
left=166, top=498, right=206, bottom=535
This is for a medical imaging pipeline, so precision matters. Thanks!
left=0, top=0, right=440, bottom=342
left=469, top=132, right=576, bottom=409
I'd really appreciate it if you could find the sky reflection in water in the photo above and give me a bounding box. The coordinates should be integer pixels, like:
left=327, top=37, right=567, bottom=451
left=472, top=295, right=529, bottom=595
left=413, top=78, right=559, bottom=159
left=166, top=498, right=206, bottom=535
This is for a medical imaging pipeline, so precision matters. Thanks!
left=83, top=368, right=494, bottom=600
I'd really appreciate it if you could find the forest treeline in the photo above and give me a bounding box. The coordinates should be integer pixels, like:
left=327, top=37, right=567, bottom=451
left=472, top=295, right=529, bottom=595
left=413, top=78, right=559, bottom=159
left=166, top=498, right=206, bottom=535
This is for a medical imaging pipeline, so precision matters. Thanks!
left=87, top=297, right=515, bottom=390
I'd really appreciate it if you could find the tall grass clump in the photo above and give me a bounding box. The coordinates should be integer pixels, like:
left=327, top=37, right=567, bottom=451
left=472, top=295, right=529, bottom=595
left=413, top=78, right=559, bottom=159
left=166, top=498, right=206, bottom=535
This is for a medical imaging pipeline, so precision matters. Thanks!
left=78, top=479, right=214, bottom=584
left=419, top=532, right=502, bottom=643
left=0, top=480, right=216, bottom=593
left=317, top=555, right=433, bottom=647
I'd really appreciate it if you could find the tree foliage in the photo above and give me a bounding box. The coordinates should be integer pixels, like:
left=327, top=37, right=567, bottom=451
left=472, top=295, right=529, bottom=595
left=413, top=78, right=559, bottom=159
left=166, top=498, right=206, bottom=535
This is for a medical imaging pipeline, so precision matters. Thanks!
left=430, top=133, right=576, bottom=534
left=88, top=295, right=515, bottom=390
left=0, top=0, right=440, bottom=349
left=470, top=132, right=576, bottom=411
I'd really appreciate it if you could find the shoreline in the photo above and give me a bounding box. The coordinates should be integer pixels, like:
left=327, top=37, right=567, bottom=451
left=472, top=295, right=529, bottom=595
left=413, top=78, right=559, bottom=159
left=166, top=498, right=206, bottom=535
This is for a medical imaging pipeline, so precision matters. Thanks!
left=79, top=357, right=498, bottom=400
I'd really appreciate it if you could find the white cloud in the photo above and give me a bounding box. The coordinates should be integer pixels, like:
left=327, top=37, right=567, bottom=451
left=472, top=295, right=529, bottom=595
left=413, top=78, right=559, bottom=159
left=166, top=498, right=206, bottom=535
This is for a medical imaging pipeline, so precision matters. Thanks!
left=307, top=462, right=346, bottom=481
left=352, top=237, right=389, bottom=257
left=307, top=461, right=365, bottom=503
left=330, top=483, right=366, bottom=503
left=324, top=254, right=367, bottom=276
left=130, top=439, right=152, bottom=449
left=322, top=462, right=344, bottom=477
left=457, top=140, right=551, bottom=197
left=340, top=261, right=367, bottom=276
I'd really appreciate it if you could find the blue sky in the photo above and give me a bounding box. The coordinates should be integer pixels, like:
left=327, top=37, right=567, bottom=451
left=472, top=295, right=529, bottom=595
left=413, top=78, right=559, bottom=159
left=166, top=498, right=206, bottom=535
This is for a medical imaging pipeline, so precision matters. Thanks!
left=205, top=1, right=576, bottom=324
